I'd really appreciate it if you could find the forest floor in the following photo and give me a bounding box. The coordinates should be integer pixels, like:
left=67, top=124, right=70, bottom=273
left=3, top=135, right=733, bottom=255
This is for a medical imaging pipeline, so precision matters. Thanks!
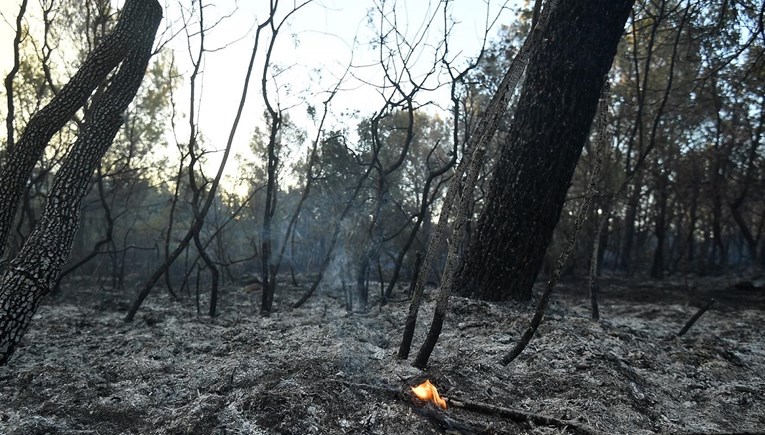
left=1, top=274, right=764, bottom=434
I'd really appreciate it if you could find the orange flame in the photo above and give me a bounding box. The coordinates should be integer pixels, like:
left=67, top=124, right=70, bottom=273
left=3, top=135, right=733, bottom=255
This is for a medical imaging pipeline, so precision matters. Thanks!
left=411, top=379, right=447, bottom=410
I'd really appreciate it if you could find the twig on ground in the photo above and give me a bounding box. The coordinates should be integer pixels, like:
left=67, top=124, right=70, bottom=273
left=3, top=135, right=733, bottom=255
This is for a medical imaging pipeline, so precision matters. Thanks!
left=677, top=298, right=716, bottom=337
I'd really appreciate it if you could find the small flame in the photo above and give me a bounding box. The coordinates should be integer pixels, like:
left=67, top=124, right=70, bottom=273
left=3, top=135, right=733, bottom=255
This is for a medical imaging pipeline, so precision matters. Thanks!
left=411, top=379, right=447, bottom=410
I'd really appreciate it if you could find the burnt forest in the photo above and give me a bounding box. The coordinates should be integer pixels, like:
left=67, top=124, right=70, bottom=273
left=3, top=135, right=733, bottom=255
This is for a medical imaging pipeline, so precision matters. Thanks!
left=0, top=1, right=763, bottom=434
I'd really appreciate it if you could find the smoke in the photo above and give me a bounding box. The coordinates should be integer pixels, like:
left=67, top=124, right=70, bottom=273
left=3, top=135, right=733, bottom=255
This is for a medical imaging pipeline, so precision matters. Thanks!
left=323, top=247, right=353, bottom=294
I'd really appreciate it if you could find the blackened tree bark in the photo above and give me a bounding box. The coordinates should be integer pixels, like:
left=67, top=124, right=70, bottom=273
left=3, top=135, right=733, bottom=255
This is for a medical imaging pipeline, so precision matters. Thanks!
left=53, top=169, right=115, bottom=291
left=0, top=0, right=162, bottom=365
left=455, top=0, right=634, bottom=301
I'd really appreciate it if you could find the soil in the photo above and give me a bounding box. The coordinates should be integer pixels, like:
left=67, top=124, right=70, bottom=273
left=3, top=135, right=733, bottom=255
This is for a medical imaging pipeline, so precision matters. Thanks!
left=1, top=275, right=763, bottom=434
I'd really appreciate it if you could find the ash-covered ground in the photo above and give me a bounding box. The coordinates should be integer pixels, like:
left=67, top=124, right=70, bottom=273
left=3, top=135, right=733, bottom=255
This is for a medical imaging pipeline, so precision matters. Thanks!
left=0, top=275, right=763, bottom=434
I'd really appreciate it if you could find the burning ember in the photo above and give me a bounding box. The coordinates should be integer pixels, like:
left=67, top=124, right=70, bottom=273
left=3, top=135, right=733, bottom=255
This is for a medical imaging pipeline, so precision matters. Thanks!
left=411, top=379, right=447, bottom=410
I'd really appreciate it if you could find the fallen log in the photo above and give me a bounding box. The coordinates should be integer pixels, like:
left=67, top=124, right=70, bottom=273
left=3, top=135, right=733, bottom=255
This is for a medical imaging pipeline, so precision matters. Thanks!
left=444, top=396, right=606, bottom=435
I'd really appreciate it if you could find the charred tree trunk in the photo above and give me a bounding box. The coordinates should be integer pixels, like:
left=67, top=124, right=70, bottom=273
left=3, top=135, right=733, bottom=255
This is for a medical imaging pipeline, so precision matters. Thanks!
left=455, top=0, right=634, bottom=301
left=260, top=115, right=279, bottom=315
left=398, top=0, right=550, bottom=359
left=0, top=0, right=161, bottom=364
left=255, top=2, right=315, bottom=315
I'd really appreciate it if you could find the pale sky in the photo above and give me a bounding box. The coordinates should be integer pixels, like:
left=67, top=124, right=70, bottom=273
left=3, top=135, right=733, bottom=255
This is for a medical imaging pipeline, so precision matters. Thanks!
left=0, top=0, right=520, bottom=191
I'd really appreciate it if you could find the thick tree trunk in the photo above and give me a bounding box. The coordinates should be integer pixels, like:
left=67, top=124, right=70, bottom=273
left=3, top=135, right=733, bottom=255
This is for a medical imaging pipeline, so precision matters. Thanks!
left=0, top=0, right=160, bottom=259
left=0, top=0, right=161, bottom=365
left=455, top=0, right=634, bottom=301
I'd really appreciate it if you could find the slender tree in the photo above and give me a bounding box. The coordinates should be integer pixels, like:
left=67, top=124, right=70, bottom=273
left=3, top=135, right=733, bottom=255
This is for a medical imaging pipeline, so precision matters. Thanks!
left=3, top=0, right=28, bottom=162
left=125, top=0, right=275, bottom=321
left=258, top=0, right=312, bottom=316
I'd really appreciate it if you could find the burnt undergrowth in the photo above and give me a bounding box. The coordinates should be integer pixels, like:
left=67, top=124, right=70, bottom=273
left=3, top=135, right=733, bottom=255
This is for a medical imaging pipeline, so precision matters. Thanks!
left=0, top=276, right=763, bottom=434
